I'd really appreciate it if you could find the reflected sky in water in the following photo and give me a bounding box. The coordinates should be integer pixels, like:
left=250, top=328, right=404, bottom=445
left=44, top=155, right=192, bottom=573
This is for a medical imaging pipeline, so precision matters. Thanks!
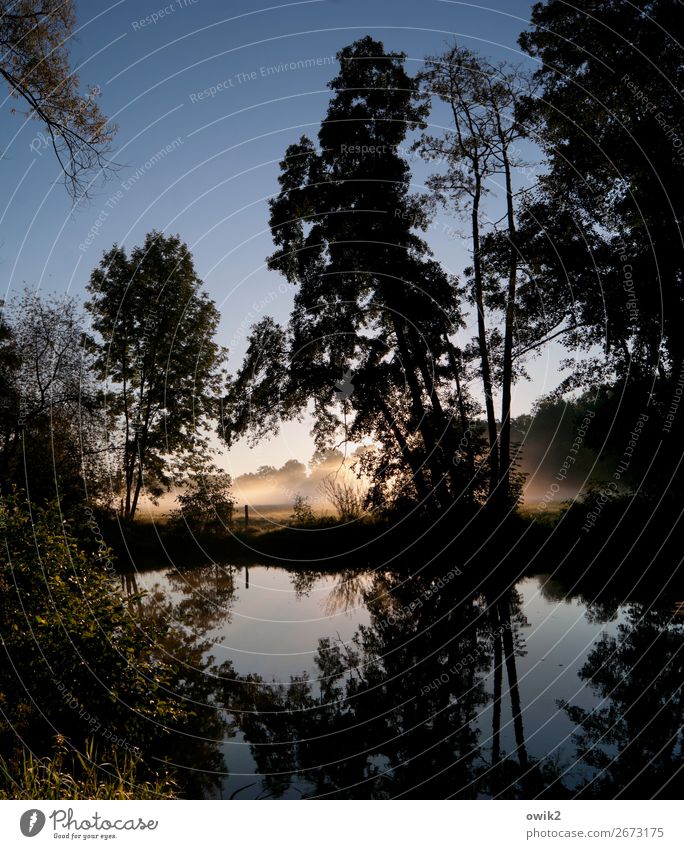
left=131, top=565, right=678, bottom=799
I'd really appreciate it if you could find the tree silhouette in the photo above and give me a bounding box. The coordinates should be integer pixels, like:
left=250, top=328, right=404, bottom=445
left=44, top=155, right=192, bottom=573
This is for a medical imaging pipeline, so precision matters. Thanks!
left=519, top=0, right=684, bottom=495
left=416, top=45, right=534, bottom=505
left=217, top=570, right=561, bottom=799
left=87, top=232, right=225, bottom=521
left=0, top=290, right=105, bottom=508
left=222, top=37, right=485, bottom=515
left=563, top=604, right=684, bottom=799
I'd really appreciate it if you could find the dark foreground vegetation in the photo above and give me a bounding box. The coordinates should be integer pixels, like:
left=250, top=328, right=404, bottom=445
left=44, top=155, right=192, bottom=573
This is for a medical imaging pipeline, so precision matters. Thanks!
left=105, top=491, right=683, bottom=592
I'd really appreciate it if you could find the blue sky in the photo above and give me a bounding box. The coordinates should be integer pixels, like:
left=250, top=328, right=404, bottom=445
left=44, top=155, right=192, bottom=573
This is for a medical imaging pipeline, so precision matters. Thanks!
left=0, top=0, right=570, bottom=476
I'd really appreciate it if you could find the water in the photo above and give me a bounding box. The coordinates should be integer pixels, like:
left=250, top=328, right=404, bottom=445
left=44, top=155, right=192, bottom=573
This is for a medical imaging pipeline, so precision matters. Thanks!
left=126, top=563, right=683, bottom=799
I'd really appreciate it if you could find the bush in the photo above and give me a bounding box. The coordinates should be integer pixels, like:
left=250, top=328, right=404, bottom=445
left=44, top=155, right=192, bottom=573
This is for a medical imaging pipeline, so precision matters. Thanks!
left=290, top=493, right=315, bottom=526
left=0, top=493, right=225, bottom=796
left=320, top=477, right=364, bottom=522
left=171, top=469, right=235, bottom=533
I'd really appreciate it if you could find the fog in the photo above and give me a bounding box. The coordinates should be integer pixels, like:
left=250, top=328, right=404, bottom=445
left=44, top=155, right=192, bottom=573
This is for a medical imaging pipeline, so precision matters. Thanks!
left=232, top=449, right=366, bottom=514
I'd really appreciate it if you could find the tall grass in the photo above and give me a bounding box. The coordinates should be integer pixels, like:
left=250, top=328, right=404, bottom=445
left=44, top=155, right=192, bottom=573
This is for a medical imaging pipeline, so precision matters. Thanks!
left=0, top=740, right=177, bottom=800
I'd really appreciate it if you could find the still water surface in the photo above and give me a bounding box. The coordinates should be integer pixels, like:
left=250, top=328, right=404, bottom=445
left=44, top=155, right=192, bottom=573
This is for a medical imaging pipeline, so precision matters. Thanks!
left=127, top=564, right=681, bottom=799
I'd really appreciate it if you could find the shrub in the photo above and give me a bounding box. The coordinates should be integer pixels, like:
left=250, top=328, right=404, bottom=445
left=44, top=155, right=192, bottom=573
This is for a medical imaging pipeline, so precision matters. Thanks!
left=320, top=477, right=364, bottom=522
left=290, top=493, right=315, bottom=526
left=0, top=493, right=225, bottom=796
left=171, top=469, right=235, bottom=533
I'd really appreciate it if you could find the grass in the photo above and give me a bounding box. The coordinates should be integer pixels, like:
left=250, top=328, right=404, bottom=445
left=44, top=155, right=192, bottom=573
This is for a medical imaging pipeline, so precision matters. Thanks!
left=0, top=740, right=177, bottom=800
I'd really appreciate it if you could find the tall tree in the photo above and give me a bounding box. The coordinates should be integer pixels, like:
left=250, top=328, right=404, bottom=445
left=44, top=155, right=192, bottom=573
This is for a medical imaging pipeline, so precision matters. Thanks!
left=87, top=232, right=225, bottom=522
left=0, top=0, right=115, bottom=199
left=519, top=0, right=684, bottom=492
left=416, top=45, right=532, bottom=504
left=222, top=37, right=483, bottom=514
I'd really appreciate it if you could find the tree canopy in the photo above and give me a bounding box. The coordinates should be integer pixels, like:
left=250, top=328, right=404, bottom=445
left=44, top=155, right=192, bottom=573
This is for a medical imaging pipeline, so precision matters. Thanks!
left=87, top=232, right=225, bottom=521
left=519, top=0, right=684, bottom=493
left=222, top=37, right=484, bottom=514
left=0, top=0, right=115, bottom=199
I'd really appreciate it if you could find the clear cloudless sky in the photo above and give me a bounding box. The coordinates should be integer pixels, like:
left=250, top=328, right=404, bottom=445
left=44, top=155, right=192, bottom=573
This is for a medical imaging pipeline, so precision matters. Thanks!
left=0, top=0, right=571, bottom=477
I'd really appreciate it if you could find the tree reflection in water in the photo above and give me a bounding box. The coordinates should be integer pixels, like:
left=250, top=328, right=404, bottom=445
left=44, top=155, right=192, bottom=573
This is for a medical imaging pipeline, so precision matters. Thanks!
left=217, top=569, right=564, bottom=798
left=125, top=564, right=240, bottom=798
left=125, top=564, right=684, bottom=799
left=562, top=603, right=684, bottom=799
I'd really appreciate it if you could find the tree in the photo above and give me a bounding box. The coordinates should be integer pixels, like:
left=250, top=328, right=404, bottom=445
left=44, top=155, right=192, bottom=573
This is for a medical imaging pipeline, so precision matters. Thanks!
left=87, top=231, right=225, bottom=522
left=563, top=603, right=684, bottom=798
left=416, top=45, right=533, bottom=505
left=0, top=0, right=115, bottom=199
left=290, top=493, right=315, bottom=526
left=518, top=0, right=684, bottom=492
left=0, top=290, right=105, bottom=509
left=222, top=38, right=482, bottom=515
left=222, top=573, right=555, bottom=798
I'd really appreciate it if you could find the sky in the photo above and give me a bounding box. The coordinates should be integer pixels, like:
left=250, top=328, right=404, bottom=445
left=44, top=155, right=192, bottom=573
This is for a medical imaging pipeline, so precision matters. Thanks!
left=0, top=0, right=572, bottom=480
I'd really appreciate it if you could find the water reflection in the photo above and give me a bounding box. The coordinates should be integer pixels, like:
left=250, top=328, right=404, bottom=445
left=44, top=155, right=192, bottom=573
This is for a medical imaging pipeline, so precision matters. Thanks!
left=127, top=563, right=684, bottom=799
left=117, top=567, right=238, bottom=799
left=562, top=604, right=684, bottom=799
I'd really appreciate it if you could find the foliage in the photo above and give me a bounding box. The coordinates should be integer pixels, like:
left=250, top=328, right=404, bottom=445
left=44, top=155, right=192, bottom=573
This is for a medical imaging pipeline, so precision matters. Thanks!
left=0, top=291, right=107, bottom=510
left=222, top=37, right=482, bottom=516
left=519, top=0, right=684, bottom=494
left=0, top=493, right=228, bottom=795
left=221, top=575, right=552, bottom=799
left=289, top=493, right=315, bottom=526
left=416, top=44, right=534, bottom=504
left=319, top=477, right=364, bottom=523
left=562, top=604, right=684, bottom=798
left=519, top=0, right=684, bottom=379
left=87, top=232, right=226, bottom=521
left=0, top=0, right=115, bottom=198
left=171, top=464, right=235, bottom=532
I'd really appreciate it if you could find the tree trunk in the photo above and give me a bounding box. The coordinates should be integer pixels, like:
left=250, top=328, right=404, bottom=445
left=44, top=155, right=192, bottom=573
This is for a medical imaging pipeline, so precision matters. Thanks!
left=409, top=332, right=463, bottom=497
left=446, top=338, right=477, bottom=496
left=471, top=178, right=499, bottom=497
left=130, top=481, right=143, bottom=521
left=391, top=313, right=447, bottom=508
left=123, top=445, right=135, bottom=522
left=492, top=623, right=503, bottom=767
left=376, top=392, right=433, bottom=507
left=129, top=458, right=144, bottom=521
left=498, top=141, right=518, bottom=507
left=500, top=601, right=528, bottom=770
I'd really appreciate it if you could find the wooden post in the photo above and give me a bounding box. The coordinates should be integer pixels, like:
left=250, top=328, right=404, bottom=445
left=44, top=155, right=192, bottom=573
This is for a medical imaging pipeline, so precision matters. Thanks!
left=244, top=504, right=249, bottom=528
